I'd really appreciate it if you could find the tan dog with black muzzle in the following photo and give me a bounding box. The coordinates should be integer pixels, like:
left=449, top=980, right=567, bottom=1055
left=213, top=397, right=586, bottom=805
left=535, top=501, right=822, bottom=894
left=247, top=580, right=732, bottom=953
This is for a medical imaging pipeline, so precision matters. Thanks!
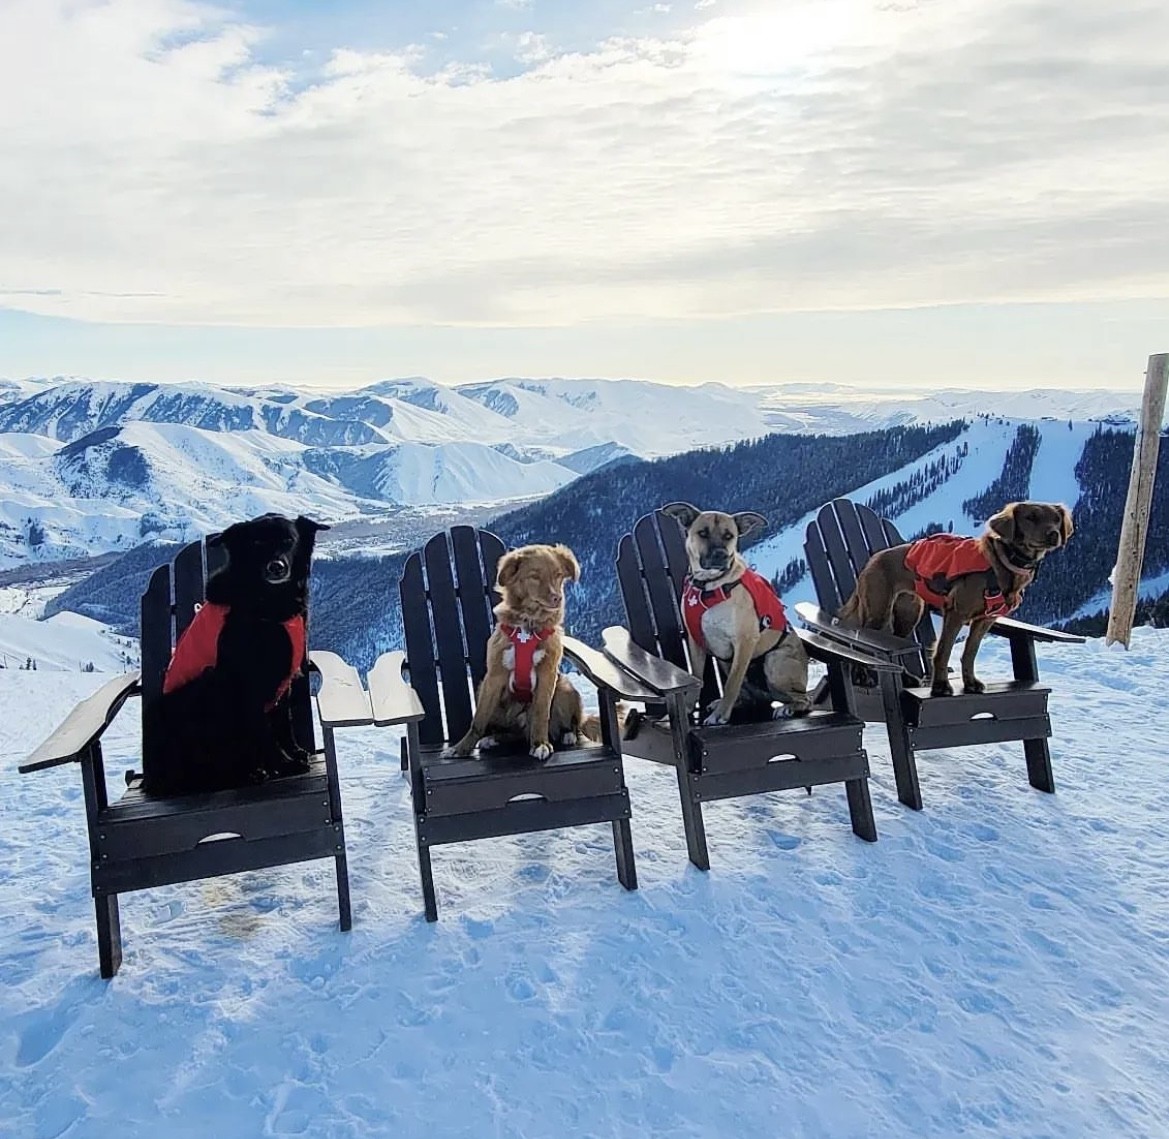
left=839, top=501, right=1074, bottom=696
left=663, top=502, right=811, bottom=725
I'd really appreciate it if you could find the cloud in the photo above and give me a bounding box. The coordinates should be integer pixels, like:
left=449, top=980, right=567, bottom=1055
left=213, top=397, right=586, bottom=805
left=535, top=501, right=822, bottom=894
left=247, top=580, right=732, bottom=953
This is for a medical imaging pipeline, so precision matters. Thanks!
left=0, top=0, right=1167, bottom=329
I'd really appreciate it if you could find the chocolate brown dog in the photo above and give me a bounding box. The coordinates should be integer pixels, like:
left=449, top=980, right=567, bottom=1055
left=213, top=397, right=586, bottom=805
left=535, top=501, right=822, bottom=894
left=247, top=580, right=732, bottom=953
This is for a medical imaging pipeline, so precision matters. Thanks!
left=663, top=502, right=810, bottom=724
left=839, top=501, right=1073, bottom=696
left=451, top=543, right=598, bottom=760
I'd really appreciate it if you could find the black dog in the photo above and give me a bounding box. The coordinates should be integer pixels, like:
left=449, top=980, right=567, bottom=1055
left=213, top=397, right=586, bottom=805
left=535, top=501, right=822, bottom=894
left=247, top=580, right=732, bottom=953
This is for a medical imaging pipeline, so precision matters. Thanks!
left=142, top=513, right=328, bottom=797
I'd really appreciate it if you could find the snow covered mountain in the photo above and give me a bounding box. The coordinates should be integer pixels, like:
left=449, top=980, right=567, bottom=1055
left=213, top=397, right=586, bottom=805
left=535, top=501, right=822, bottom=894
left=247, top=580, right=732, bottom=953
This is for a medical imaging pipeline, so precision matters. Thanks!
left=0, top=373, right=1149, bottom=572
left=0, top=422, right=582, bottom=567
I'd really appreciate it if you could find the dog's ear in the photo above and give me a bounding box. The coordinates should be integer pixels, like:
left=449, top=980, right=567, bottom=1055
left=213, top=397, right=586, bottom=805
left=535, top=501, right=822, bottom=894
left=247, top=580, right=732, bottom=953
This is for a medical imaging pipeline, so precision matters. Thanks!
left=296, top=515, right=330, bottom=535
left=206, top=521, right=245, bottom=551
left=552, top=545, right=579, bottom=582
left=987, top=504, right=1018, bottom=544
left=496, top=549, right=524, bottom=589
left=661, top=502, right=700, bottom=530
left=1056, top=504, right=1074, bottom=544
left=731, top=511, right=768, bottom=541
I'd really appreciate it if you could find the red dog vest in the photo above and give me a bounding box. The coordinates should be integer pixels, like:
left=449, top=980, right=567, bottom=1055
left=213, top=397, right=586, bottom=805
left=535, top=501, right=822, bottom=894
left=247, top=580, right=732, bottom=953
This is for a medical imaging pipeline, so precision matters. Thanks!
left=501, top=623, right=553, bottom=703
left=162, top=602, right=307, bottom=710
left=681, top=568, right=788, bottom=650
left=904, top=534, right=1016, bottom=619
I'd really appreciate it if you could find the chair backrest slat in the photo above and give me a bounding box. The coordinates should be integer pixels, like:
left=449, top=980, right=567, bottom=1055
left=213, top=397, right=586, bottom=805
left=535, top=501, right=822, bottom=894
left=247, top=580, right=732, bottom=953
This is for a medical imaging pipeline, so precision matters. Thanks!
left=140, top=563, right=173, bottom=768
left=858, top=502, right=889, bottom=557
left=616, top=534, right=657, bottom=653
left=838, top=499, right=877, bottom=581
left=817, top=503, right=857, bottom=607
left=400, top=551, right=444, bottom=746
left=173, top=542, right=205, bottom=640
left=632, top=513, right=689, bottom=672
left=450, top=525, right=499, bottom=690
left=804, top=522, right=841, bottom=614
left=423, top=532, right=474, bottom=743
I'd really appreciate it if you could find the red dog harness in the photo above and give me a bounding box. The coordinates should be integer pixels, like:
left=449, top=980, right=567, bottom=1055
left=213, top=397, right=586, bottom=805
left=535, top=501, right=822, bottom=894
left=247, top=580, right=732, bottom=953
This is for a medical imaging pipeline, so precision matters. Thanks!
left=904, top=534, right=1016, bottom=619
left=162, top=602, right=307, bottom=710
left=501, top=623, right=553, bottom=703
left=681, top=568, right=789, bottom=650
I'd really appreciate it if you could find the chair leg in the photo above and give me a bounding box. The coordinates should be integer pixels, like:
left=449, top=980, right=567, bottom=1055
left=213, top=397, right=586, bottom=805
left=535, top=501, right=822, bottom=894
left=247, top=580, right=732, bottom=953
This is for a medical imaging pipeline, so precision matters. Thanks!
left=95, top=894, right=122, bottom=980
left=334, top=853, right=353, bottom=931
left=880, top=672, right=922, bottom=811
left=612, top=817, right=638, bottom=891
left=675, top=765, right=710, bottom=871
left=417, top=839, right=438, bottom=922
left=665, top=695, right=709, bottom=870
left=845, top=776, right=878, bottom=842
left=1024, top=737, right=1055, bottom=793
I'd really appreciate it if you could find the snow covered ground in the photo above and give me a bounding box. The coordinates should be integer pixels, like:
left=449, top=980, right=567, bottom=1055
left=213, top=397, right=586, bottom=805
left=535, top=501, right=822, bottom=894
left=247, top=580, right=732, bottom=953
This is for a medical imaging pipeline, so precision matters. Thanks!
left=2, top=630, right=1169, bottom=1137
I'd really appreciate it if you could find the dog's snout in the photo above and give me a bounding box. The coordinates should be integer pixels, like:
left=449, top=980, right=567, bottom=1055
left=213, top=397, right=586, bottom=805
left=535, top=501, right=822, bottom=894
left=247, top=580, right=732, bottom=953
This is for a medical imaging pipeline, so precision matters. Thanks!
left=264, top=556, right=291, bottom=583
left=1046, top=530, right=1061, bottom=547
left=701, top=546, right=729, bottom=570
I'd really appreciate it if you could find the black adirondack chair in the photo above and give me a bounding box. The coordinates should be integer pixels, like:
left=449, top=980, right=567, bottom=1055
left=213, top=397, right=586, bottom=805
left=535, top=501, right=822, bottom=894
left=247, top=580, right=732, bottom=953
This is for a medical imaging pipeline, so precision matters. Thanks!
left=17, top=538, right=371, bottom=978
left=800, top=498, right=1085, bottom=811
left=599, top=508, right=899, bottom=871
left=366, top=525, right=653, bottom=921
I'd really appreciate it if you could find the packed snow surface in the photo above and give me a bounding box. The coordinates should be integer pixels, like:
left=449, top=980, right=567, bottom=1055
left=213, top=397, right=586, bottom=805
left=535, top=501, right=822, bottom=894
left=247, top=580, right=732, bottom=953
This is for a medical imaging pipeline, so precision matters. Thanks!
left=2, top=628, right=1169, bottom=1137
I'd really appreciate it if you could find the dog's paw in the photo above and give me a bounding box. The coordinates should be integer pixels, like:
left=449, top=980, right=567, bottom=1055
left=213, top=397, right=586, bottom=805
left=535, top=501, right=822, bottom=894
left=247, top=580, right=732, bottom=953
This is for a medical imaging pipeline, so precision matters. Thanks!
left=273, top=748, right=311, bottom=775
left=702, top=709, right=729, bottom=727
left=246, top=766, right=269, bottom=786
left=963, top=677, right=986, bottom=694
left=559, top=731, right=578, bottom=747
left=530, top=741, right=554, bottom=761
left=930, top=678, right=954, bottom=697
left=773, top=702, right=811, bottom=720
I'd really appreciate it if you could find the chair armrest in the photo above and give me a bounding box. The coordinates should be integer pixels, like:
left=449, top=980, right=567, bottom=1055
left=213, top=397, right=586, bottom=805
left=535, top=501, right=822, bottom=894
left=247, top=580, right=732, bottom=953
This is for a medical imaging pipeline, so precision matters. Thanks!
left=19, top=671, right=141, bottom=773
left=794, top=602, right=924, bottom=661
left=794, top=628, right=903, bottom=672
left=600, top=627, right=702, bottom=698
left=366, top=651, right=426, bottom=727
left=310, top=651, right=373, bottom=728
left=562, top=636, right=660, bottom=701
left=989, top=617, right=1085, bottom=645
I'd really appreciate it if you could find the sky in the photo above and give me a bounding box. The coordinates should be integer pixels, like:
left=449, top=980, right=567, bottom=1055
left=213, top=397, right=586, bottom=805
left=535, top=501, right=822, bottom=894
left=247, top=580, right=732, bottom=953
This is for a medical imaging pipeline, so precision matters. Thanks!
left=0, top=0, right=1166, bottom=391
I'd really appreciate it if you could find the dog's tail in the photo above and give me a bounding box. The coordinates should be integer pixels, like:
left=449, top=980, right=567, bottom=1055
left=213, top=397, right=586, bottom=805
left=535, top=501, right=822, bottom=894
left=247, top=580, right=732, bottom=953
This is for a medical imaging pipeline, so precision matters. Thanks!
left=577, top=714, right=603, bottom=743
left=837, top=591, right=862, bottom=627
left=611, top=701, right=646, bottom=741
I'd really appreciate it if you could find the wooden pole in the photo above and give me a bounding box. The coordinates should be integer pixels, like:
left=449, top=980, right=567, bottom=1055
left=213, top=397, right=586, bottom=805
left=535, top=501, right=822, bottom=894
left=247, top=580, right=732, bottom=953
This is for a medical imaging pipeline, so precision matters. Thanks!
left=1106, top=353, right=1168, bottom=648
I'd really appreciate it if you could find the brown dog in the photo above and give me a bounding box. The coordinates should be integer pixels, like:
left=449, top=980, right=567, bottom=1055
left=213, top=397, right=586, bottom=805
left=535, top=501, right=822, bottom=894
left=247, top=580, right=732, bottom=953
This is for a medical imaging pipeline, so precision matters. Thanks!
left=663, top=502, right=810, bottom=724
left=451, top=543, right=598, bottom=760
left=839, top=501, right=1073, bottom=696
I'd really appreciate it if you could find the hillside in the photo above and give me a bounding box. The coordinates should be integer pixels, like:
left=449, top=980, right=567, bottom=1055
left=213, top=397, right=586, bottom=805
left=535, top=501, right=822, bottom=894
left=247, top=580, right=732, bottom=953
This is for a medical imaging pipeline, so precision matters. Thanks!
left=47, top=422, right=965, bottom=667
left=44, top=414, right=1169, bottom=671
left=0, top=376, right=1147, bottom=573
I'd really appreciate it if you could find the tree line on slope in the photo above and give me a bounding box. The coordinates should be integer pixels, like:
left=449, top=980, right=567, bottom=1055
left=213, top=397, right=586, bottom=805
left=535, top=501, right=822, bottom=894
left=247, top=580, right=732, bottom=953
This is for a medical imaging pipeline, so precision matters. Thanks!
left=961, top=424, right=1041, bottom=522
left=55, top=421, right=1169, bottom=668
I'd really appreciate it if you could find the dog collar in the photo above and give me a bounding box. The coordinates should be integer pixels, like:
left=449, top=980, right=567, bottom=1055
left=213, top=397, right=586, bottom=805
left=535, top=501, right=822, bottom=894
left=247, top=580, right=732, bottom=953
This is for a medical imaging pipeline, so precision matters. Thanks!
left=1000, top=543, right=1040, bottom=574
